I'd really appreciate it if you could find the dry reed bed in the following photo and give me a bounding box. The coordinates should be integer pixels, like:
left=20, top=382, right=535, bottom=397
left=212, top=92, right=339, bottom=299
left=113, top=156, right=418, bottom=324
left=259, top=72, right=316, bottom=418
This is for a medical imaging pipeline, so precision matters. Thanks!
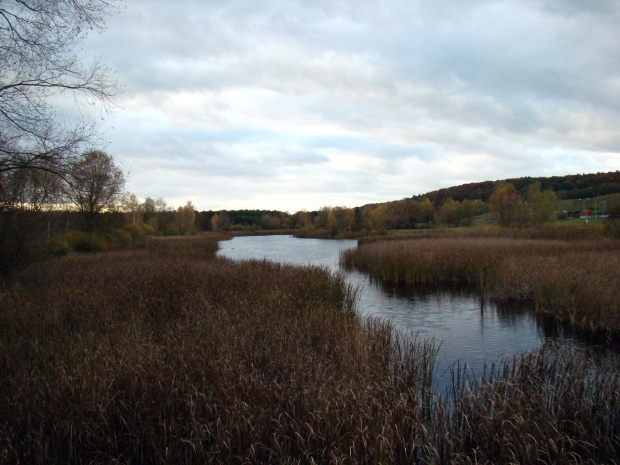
left=341, top=238, right=620, bottom=332
left=359, top=223, right=606, bottom=246
left=432, top=344, right=619, bottom=464
left=0, top=247, right=434, bottom=463
left=1, top=242, right=618, bottom=463
left=145, top=232, right=232, bottom=256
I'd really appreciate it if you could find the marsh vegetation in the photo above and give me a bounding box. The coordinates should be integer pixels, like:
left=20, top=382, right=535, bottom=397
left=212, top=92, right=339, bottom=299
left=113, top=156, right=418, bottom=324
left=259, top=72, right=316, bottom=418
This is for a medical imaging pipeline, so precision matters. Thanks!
left=341, top=237, right=620, bottom=333
left=1, top=235, right=618, bottom=463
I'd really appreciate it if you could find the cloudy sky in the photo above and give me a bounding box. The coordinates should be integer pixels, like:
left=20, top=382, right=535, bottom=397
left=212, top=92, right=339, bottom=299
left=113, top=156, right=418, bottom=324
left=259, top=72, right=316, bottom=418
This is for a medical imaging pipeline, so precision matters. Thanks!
left=84, top=0, right=620, bottom=212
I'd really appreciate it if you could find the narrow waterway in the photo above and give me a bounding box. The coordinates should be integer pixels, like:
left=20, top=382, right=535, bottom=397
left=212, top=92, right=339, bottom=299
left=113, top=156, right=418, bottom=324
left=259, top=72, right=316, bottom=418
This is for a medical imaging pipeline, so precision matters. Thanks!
left=217, top=235, right=607, bottom=390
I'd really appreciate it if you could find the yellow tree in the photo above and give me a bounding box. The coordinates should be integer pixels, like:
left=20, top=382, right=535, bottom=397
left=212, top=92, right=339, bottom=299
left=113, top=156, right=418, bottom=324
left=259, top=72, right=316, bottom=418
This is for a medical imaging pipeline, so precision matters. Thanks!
left=175, top=201, right=196, bottom=235
left=526, top=182, right=558, bottom=225
left=418, top=198, right=436, bottom=224
left=489, top=183, right=519, bottom=227
left=344, top=208, right=356, bottom=231
left=293, top=210, right=311, bottom=229
left=369, top=204, right=388, bottom=232
left=438, top=197, right=464, bottom=227
left=124, top=193, right=143, bottom=225
left=326, top=210, right=337, bottom=237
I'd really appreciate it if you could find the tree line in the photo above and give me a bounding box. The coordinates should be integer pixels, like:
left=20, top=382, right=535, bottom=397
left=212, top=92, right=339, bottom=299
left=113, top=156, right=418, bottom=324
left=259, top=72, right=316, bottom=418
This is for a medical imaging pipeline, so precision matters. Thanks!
left=200, top=181, right=558, bottom=235
left=2, top=1, right=619, bottom=282
left=417, top=171, right=620, bottom=206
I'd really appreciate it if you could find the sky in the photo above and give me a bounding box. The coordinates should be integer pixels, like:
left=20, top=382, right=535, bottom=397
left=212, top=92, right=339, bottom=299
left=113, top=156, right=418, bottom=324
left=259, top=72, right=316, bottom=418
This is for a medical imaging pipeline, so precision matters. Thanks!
left=83, top=0, right=620, bottom=212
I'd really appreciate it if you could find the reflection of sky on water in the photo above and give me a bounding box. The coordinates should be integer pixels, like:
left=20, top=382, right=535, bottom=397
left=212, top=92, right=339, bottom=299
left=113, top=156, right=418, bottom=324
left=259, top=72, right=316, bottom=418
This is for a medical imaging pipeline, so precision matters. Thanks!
left=217, top=235, right=355, bottom=270
left=348, top=273, right=544, bottom=388
left=217, top=236, right=616, bottom=391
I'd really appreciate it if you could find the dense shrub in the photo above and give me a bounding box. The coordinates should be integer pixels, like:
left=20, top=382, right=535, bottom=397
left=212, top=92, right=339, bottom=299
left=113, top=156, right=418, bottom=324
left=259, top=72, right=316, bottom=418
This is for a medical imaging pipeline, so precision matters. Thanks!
left=63, top=230, right=107, bottom=253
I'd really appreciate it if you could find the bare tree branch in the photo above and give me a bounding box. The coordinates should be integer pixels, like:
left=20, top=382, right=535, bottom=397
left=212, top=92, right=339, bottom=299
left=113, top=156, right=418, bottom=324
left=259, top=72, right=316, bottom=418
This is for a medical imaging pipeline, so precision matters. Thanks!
left=0, top=0, right=122, bottom=207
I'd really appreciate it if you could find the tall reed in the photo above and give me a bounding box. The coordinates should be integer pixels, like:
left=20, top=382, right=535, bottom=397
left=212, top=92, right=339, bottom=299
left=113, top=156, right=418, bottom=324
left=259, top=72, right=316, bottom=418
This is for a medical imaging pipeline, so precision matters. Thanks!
left=1, top=239, right=618, bottom=463
left=0, top=245, right=434, bottom=463
left=427, top=343, right=620, bottom=464
left=359, top=223, right=606, bottom=246
left=341, top=238, right=620, bottom=332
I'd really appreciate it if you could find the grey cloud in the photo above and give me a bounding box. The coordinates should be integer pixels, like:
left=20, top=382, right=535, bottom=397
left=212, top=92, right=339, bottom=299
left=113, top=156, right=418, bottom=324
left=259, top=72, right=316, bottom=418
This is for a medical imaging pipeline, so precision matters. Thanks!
left=85, top=0, right=620, bottom=211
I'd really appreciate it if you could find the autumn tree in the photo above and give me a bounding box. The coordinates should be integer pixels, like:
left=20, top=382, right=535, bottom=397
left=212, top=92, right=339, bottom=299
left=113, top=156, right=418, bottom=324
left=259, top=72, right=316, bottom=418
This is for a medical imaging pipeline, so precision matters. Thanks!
left=462, top=199, right=484, bottom=225
left=210, top=213, right=219, bottom=232
left=489, top=182, right=520, bottom=227
left=343, top=208, right=357, bottom=232
left=155, top=197, right=168, bottom=213
left=142, top=197, right=156, bottom=216
left=438, top=197, right=464, bottom=227
left=175, top=201, right=196, bottom=235
left=64, top=150, right=126, bottom=232
left=292, top=209, right=311, bottom=229
left=149, top=197, right=177, bottom=235
left=0, top=1, right=121, bottom=277
left=141, top=196, right=159, bottom=229
left=326, top=210, right=337, bottom=237
left=260, top=214, right=281, bottom=230
left=526, top=182, right=558, bottom=225
left=314, top=207, right=330, bottom=230
left=217, top=211, right=231, bottom=230
left=386, top=200, right=409, bottom=229
left=367, top=204, right=388, bottom=232
left=417, top=198, right=436, bottom=225
left=124, top=193, right=142, bottom=225
left=209, top=211, right=230, bottom=231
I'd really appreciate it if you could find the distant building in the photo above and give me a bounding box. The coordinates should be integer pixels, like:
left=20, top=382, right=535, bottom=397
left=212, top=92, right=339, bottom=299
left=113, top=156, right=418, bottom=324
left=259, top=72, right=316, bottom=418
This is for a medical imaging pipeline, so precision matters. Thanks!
left=568, top=207, right=592, bottom=218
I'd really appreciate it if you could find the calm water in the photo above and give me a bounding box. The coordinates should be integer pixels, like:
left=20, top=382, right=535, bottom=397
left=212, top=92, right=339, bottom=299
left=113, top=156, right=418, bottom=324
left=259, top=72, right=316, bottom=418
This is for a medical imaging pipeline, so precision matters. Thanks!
left=217, top=235, right=605, bottom=387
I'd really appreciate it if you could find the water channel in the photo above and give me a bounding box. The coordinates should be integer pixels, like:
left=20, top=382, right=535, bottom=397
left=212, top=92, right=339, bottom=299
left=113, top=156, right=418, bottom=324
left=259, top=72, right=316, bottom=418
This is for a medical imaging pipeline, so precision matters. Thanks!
left=217, top=235, right=611, bottom=389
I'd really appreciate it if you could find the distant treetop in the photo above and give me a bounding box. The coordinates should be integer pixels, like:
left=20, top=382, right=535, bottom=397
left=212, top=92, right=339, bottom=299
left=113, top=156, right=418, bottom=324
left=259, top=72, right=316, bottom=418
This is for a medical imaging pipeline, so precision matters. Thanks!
left=412, top=171, right=620, bottom=206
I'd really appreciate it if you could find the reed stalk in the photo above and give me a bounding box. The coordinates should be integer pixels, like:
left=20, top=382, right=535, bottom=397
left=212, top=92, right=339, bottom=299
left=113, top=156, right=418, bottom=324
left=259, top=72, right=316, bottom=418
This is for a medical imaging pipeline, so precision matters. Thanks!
left=341, top=237, right=620, bottom=332
left=1, top=237, right=618, bottom=463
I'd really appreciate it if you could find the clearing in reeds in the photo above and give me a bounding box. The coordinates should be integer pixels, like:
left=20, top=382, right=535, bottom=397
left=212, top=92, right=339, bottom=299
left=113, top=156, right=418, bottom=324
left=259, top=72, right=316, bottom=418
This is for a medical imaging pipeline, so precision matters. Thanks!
left=1, top=238, right=618, bottom=463
left=341, top=237, right=620, bottom=333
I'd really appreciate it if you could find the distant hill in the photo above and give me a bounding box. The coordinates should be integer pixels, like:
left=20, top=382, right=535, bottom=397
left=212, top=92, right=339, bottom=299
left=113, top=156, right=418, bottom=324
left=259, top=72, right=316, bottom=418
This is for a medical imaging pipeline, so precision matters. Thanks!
left=413, top=171, right=620, bottom=206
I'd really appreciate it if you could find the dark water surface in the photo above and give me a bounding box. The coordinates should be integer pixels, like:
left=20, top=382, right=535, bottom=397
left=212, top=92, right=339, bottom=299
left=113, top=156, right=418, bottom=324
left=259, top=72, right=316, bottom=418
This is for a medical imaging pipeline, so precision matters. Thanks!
left=217, top=235, right=609, bottom=388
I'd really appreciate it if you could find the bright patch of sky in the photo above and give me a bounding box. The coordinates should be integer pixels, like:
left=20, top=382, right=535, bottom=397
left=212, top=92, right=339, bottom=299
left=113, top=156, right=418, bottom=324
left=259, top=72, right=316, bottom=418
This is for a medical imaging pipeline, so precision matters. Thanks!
left=85, top=0, right=620, bottom=211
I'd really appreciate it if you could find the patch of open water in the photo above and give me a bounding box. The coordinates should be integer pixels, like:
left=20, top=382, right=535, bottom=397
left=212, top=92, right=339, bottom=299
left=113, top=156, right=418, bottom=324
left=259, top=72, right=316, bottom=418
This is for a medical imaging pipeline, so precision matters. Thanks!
left=217, top=235, right=614, bottom=389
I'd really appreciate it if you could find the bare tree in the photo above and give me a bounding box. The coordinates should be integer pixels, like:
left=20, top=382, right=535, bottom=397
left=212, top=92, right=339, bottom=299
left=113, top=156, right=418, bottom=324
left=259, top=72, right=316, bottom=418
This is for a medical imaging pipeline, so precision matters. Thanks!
left=0, top=0, right=121, bottom=190
left=65, top=149, right=125, bottom=231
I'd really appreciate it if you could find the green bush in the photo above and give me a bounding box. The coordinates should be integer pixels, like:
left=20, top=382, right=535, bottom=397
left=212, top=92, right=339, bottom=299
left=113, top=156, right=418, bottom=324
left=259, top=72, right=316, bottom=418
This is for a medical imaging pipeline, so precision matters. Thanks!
left=64, top=231, right=107, bottom=253
left=119, top=223, right=156, bottom=246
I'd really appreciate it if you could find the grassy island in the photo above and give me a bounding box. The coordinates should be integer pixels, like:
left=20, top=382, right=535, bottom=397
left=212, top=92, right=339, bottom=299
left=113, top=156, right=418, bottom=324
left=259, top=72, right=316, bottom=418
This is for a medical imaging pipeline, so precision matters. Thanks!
left=341, top=236, right=620, bottom=333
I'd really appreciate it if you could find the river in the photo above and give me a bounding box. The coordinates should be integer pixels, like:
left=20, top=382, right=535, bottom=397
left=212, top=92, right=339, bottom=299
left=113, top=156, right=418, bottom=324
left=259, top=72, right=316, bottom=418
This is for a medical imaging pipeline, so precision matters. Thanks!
left=217, top=235, right=609, bottom=389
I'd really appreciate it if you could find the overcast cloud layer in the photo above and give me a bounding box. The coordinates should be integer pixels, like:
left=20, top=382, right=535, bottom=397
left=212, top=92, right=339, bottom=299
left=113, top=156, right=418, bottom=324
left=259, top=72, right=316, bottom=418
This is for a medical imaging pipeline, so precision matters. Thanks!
left=84, top=0, right=620, bottom=211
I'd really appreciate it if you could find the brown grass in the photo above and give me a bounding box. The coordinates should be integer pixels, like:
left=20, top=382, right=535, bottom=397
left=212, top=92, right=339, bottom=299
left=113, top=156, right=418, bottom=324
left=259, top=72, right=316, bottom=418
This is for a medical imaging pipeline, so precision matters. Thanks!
left=361, top=223, right=606, bottom=246
left=430, top=343, right=620, bottom=464
left=341, top=237, right=620, bottom=333
left=1, top=237, right=618, bottom=463
left=0, top=241, right=434, bottom=463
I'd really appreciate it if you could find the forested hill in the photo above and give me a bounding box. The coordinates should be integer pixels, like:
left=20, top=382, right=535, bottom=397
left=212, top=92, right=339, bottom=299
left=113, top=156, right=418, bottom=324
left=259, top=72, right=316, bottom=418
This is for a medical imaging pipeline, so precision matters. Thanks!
left=413, top=171, right=620, bottom=205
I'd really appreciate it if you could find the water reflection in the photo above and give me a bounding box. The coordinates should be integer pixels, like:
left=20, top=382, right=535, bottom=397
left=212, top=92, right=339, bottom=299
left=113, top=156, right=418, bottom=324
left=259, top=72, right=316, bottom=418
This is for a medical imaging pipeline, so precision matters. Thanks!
left=355, top=281, right=543, bottom=383
left=217, top=235, right=617, bottom=388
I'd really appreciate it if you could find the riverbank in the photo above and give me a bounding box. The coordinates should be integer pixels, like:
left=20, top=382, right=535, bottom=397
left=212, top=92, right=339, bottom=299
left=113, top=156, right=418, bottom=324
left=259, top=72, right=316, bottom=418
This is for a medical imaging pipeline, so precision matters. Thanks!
left=1, top=236, right=618, bottom=463
left=341, top=237, right=620, bottom=334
